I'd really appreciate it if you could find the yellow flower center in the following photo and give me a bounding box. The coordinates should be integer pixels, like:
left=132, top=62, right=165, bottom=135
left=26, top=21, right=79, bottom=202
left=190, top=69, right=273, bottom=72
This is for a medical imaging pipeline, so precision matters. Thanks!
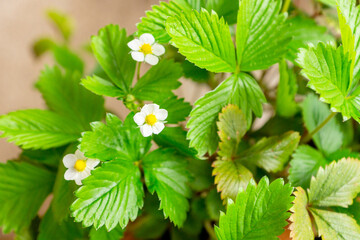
left=139, top=43, right=152, bottom=55
left=145, top=114, right=157, bottom=126
left=74, top=159, right=87, bottom=172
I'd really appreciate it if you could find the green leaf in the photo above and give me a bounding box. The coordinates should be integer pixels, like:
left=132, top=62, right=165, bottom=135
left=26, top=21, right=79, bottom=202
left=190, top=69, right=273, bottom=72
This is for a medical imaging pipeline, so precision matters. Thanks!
left=308, top=158, right=360, bottom=208
left=213, top=159, right=253, bottom=201
left=297, top=43, right=360, bottom=122
left=286, top=15, right=335, bottom=63
left=156, top=94, right=192, bottom=124
left=71, top=159, right=144, bottom=230
left=205, top=189, right=225, bottom=221
left=89, top=225, right=124, bottom=240
left=236, top=0, right=290, bottom=71
left=310, top=208, right=360, bottom=240
left=276, top=60, right=298, bottom=117
left=239, top=131, right=300, bottom=173
left=0, top=161, right=55, bottom=233
left=337, top=0, right=360, bottom=81
left=289, top=145, right=328, bottom=189
left=143, top=148, right=191, bottom=227
left=91, top=25, right=136, bottom=93
left=79, top=113, right=151, bottom=161
left=215, top=177, right=294, bottom=240
left=302, top=93, right=345, bottom=155
left=289, top=187, right=314, bottom=240
left=20, top=147, right=66, bottom=168
left=52, top=45, right=84, bottom=73
left=182, top=60, right=211, bottom=82
left=166, top=9, right=236, bottom=73
left=153, top=126, right=198, bottom=158
left=131, top=59, right=182, bottom=102
left=0, top=109, right=83, bottom=150
left=205, top=0, right=239, bottom=24
left=81, top=75, right=125, bottom=98
left=137, top=0, right=192, bottom=43
left=187, top=158, right=213, bottom=191
left=217, top=104, right=247, bottom=159
left=46, top=10, right=73, bottom=41
left=32, top=37, right=55, bottom=57
left=36, top=66, right=104, bottom=129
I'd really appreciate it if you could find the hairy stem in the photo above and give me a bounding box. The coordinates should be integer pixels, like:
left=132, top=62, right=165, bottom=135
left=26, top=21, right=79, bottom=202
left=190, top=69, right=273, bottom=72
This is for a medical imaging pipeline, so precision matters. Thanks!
left=301, top=112, right=337, bottom=144
left=281, top=0, right=291, bottom=13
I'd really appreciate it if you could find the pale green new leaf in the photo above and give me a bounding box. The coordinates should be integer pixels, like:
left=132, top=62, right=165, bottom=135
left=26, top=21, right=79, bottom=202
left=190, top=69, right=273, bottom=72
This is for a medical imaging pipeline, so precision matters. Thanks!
left=0, top=161, right=55, bottom=233
left=310, top=208, right=360, bottom=240
left=166, top=9, right=236, bottom=73
left=81, top=75, right=125, bottom=98
left=236, top=0, right=290, bottom=71
left=137, top=0, right=192, bottom=43
left=71, top=159, right=144, bottom=230
left=276, top=60, right=298, bottom=117
left=143, top=148, right=191, bottom=227
left=289, top=145, right=328, bottom=189
left=36, top=66, right=104, bottom=129
left=79, top=113, right=151, bottom=162
left=289, top=187, right=314, bottom=240
left=215, top=177, right=294, bottom=240
left=212, top=159, right=253, bottom=201
left=91, top=25, right=136, bottom=93
left=308, top=158, right=360, bottom=207
left=217, top=104, right=247, bottom=159
left=302, top=93, right=344, bottom=155
left=239, top=131, right=300, bottom=173
left=0, top=109, right=83, bottom=150
left=89, top=225, right=124, bottom=240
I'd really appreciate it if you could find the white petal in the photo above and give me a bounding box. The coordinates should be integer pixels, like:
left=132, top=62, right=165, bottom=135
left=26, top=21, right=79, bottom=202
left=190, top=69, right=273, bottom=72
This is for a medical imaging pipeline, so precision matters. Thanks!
left=64, top=168, right=78, bottom=180
left=141, top=104, right=160, bottom=115
left=75, top=178, right=82, bottom=185
left=144, top=54, right=159, bottom=65
left=63, top=154, right=77, bottom=168
left=131, top=51, right=145, bottom=62
left=152, top=122, right=165, bottom=134
left=87, top=159, right=100, bottom=169
left=140, top=124, right=153, bottom=137
left=152, top=43, right=165, bottom=56
left=139, top=33, right=155, bottom=45
left=154, top=109, right=168, bottom=121
left=134, top=112, right=146, bottom=126
left=79, top=169, right=91, bottom=179
left=75, top=149, right=86, bottom=159
left=127, top=39, right=141, bottom=51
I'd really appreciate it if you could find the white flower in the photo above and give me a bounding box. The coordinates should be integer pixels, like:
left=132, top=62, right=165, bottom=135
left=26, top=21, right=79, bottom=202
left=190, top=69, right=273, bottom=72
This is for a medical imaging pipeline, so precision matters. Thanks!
left=63, top=150, right=100, bottom=185
left=134, top=104, right=168, bottom=137
left=127, top=33, right=165, bottom=65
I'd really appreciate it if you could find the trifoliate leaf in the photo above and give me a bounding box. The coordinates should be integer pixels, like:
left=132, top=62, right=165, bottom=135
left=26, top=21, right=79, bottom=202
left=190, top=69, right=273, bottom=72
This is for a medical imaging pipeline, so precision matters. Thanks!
left=337, top=0, right=360, bottom=81
left=286, top=15, right=335, bottom=63
left=137, top=0, right=192, bottom=43
left=289, top=187, right=314, bottom=240
left=132, top=59, right=182, bottom=102
left=236, top=0, right=290, bottom=71
left=166, top=9, right=236, bottom=73
left=81, top=75, right=125, bottom=98
left=289, top=145, right=328, bottom=189
left=156, top=94, right=192, bottom=124
left=239, top=131, right=300, bottom=173
left=215, top=177, right=294, bottom=240
left=0, top=161, right=55, bottom=233
left=46, top=10, right=73, bottom=41
left=143, top=148, right=191, bottom=227
left=89, top=225, right=124, bottom=240
left=205, top=0, right=239, bottom=24
left=212, top=159, right=253, bottom=201
left=187, top=73, right=265, bottom=157
left=276, top=60, right=299, bottom=117
left=153, top=126, right=198, bottom=158
left=91, top=25, right=136, bottom=93
left=297, top=43, right=360, bottom=122
left=80, top=113, right=151, bottom=162
left=52, top=45, right=84, bottom=73
left=310, top=208, right=360, bottom=240
left=36, top=66, right=104, bottom=129
left=308, top=158, right=360, bottom=208
left=0, top=109, right=83, bottom=150
left=217, top=104, right=247, bottom=159
left=302, top=93, right=344, bottom=155
left=71, top=159, right=144, bottom=230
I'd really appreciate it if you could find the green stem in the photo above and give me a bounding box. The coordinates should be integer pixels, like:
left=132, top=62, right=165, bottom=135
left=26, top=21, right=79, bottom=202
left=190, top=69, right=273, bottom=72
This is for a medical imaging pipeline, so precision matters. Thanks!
left=204, top=221, right=217, bottom=240
left=137, top=62, right=142, bottom=80
left=301, top=112, right=337, bottom=144
left=281, top=0, right=291, bottom=13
